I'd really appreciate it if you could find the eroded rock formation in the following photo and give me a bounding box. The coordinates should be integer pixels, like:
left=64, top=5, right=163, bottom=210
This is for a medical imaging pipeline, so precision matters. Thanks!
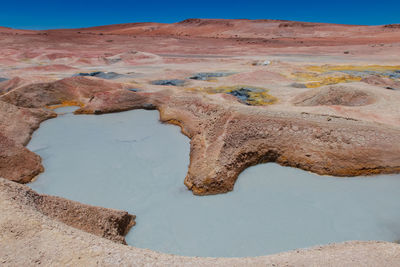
left=0, top=178, right=135, bottom=244
left=0, top=101, right=55, bottom=183
left=1, top=78, right=399, bottom=195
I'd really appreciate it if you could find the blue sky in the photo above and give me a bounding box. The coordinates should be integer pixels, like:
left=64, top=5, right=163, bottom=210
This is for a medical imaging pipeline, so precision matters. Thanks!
left=1, top=0, right=400, bottom=29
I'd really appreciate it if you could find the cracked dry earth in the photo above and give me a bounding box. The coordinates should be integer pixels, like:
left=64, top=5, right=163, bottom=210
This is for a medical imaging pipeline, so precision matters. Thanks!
left=1, top=19, right=400, bottom=265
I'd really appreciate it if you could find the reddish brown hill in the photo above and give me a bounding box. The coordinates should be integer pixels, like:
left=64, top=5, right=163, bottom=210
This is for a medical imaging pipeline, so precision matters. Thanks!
left=40, top=18, right=400, bottom=45
left=49, top=22, right=166, bottom=35
left=0, top=26, right=37, bottom=34
left=1, top=19, right=400, bottom=50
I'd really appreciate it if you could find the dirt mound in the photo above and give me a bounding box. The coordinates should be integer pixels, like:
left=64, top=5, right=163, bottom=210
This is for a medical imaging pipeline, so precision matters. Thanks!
left=0, top=76, right=127, bottom=108
left=293, top=85, right=375, bottom=106
left=362, top=75, right=400, bottom=90
left=0, top=77, right=27, bottom=95
left=0, top=178, right=135, bottom=244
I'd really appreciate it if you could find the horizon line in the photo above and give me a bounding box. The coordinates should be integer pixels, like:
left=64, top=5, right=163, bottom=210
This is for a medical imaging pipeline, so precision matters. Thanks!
left=2, top=17, right=399, bottom=31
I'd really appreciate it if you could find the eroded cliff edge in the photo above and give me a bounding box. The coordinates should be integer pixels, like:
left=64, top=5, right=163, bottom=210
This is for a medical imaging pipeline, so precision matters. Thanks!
left=0, top=178, right=135, bottom=244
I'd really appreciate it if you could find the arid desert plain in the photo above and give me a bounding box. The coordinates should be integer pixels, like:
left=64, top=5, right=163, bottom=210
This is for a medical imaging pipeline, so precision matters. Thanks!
left=1, top=19, right=400, bottom=265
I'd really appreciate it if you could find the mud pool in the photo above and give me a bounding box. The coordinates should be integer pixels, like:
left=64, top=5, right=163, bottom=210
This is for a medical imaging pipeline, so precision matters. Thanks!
left=27, top=107, right=400, bottom=257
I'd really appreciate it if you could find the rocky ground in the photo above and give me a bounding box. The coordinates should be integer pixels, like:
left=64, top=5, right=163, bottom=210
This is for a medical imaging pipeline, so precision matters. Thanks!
left=1, top=19, right=400, bottom=265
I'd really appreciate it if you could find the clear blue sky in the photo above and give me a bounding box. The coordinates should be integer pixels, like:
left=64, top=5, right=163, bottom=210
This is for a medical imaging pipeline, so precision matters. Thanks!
left=2, top=0, right=400, bottom=29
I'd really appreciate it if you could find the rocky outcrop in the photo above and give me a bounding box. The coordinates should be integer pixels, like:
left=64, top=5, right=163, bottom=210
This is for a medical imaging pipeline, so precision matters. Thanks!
left=1, top=78, right=400, bottom=195
left=68, top=82, right=400, bottom=195
left=75, top=89, right=159, bottom=114
left=0, top=100, right=55, bottom=183
left=0, top=77, right=25, bottom=95
left=0, top=178, right=135, bottom=244
left=0, top=76, right=127, bottom=108
left=0, top=100, right=55, bottom=145
left=0, top=78, right=131, bottom=183
left=157, top=94, right=400, bottom=195
left=0, top=132, right=45, bottom=183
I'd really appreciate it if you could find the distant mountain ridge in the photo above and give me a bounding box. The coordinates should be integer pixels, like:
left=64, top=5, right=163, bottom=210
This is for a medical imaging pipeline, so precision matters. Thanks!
left=2, top=19, right=399, bottom=45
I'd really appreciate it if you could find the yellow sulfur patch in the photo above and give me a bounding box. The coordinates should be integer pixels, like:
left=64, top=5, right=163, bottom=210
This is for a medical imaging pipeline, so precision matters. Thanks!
left=290, top=64, right=400, bottom=88
left=304, top=76, right=362, bottom=88
left=186, top=85, right=277, bottom=106
left=306, top=64, right=400, bottom=73
left=46, top=100, right=84, bottom=110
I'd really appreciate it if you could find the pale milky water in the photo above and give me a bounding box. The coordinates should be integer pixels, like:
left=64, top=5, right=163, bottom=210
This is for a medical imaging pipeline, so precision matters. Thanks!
left=27, top=107, right=400, bottom=257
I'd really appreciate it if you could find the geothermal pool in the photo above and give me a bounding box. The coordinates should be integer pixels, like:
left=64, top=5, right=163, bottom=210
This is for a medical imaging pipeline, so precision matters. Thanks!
left=27, top=107, right=400, bottom=257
